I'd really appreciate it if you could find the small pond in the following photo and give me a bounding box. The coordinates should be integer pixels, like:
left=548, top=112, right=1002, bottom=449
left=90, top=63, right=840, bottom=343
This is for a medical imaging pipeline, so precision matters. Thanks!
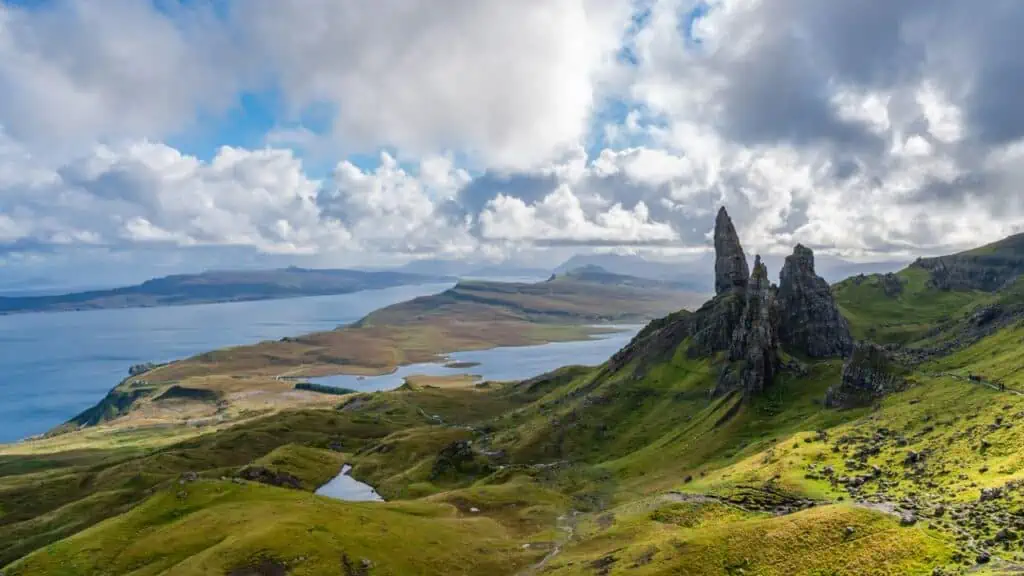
left=315, top=464, right=384, bottom=502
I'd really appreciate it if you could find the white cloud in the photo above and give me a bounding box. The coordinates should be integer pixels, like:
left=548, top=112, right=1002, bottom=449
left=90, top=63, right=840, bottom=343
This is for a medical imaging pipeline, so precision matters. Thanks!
left=229, top=0, right=634, bottom=170
left=0, top=141, right=347, bottom=255
left=0, top=0, right=243, bottom=157
left=479, top=184, right=677, bottom=246
left=2, top=0, right=1024, bottom=274
left=317, top=152, right=476, bottom=256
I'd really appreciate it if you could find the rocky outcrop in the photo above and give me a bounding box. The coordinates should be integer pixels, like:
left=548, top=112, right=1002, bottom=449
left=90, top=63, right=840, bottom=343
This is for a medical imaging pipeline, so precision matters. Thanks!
left=824, top=342, right=906, bottom=408
left=607, top=210, right=750, bottom=373
left=913, top=248, right=1024, bottom=292
left=880, top=273, right=904, bottom=296
left=714, top=207, right=750, bottom=295
left=777, top=244, right=853, bottom=358
left=236, top=466, right=303, bottom=489
left=430, top=440, right=493, bottom=481
left=717, top=256, right=781, bottom=395
left=606, top=207, right=865, bottom=398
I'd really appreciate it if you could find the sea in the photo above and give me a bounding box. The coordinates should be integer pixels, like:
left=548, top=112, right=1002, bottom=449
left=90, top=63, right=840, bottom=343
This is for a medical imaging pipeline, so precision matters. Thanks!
left=0, top=283, right=454, bottom=443
left=0, top=281, right=638, bottom=444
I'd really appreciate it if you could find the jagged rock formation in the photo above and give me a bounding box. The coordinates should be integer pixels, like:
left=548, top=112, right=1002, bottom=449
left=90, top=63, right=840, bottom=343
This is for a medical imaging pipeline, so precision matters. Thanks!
left=824, top=342, right=906, bottom=408
left=611, top=208, right=780, bottom=396
left=777, top=244, right=853, bottom=358
left=717, top=256, right=781, bottom=395
left=714, top=207, right=750, bottom=295
left=430, top=440, right=493, bottom=481
left=609, top=207, right=863, bottom=398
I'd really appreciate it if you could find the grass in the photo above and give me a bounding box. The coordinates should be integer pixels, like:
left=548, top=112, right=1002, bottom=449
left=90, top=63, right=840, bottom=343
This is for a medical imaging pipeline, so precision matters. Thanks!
left=3, top=344, right=1014, bottom=574
left=10, top=256, right=1024, bottom=574
left=0, top=388, right=527, bottom=567
left=247, top=444, right=346, bottom=490
left=928, top=323, right=1024, bottom=387
left=5, top=481, right=539, bottom=576
left=546, top=501, right=954, bottom=575
left=833, top=267, right=985, bottom=344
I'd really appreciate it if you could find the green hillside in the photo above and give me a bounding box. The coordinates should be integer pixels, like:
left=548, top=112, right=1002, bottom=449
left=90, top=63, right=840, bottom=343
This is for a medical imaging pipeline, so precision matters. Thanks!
left=5, top=211, right=1024, bottom=575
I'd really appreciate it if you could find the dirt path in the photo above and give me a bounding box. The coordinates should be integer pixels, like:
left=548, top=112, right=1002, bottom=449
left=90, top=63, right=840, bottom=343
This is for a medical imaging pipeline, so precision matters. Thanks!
left=518, top=512, right=578, bottom=576
left=930, top=371, right=1024, bottom=396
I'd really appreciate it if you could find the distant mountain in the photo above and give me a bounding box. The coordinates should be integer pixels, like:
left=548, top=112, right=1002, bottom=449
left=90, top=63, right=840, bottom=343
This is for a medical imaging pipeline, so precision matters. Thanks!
left=554, top=252, right=908, bottom=291
left=551, top=264, right=697, bottom=291
left=554, top=253, right=682, bottom=279
left=387, top=259, right=551, bottom=279
left=0, top=276, right=123, bottom=297
left=0, top=267, right=454, bottom=315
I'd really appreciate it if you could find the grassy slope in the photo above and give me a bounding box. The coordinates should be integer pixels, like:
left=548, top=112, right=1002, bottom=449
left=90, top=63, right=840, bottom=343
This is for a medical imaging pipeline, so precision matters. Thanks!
left=4, top=350, right=1000, bottom=575
left=12, top=258, right=1024, bottom=574
left=0, top=388, right=524, bottom=568
left=833, top=267, right=986, bottom=344
left=5, top=482, right=535, bottom=576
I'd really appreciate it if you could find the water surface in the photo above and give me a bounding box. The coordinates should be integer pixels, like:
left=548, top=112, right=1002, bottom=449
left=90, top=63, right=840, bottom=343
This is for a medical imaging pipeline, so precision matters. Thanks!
left=315, top=464, right=384, bottom=502
left=310, top=326, right=641, bottom=392
left=0, top=283, right=453, bottom=443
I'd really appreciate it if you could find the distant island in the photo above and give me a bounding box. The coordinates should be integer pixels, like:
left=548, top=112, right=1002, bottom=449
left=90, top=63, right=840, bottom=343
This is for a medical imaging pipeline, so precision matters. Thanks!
left=0, top=267, right=453, bottom=315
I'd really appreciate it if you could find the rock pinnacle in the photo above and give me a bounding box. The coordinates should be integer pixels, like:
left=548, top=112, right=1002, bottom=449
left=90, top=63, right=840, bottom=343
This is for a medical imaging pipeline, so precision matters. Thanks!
left=714, top=207, right=750, bottom=295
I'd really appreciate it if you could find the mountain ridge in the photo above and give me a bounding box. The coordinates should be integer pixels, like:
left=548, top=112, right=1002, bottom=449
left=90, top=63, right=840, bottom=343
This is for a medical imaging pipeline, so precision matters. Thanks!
left=0, top=267, right=454, bottom=315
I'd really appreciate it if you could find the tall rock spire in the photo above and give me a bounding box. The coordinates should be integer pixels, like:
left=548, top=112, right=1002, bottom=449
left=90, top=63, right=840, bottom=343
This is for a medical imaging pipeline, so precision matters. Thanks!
left=719, top=255, right=781, bottom=395
left=777, top=244, right=853, bottom=358
left=714, top=207, right=750, bottom=295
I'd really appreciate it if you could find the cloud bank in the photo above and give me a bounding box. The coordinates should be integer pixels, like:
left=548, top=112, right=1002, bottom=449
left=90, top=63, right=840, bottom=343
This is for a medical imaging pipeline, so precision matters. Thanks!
left=1, top=0, right=1023, bottom=273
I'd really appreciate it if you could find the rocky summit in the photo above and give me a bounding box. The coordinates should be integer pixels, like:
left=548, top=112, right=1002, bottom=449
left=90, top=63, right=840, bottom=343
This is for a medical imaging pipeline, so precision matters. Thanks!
left=714, top=207, right=750, bottom=296
left=612, top=207, right=853, bottom=397
left=777, top=244, right=854, bottom=358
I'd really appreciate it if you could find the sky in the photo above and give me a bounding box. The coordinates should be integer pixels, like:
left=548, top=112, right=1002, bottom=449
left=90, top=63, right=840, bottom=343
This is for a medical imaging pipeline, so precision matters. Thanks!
left=1, top=0, right=1024, bottom=286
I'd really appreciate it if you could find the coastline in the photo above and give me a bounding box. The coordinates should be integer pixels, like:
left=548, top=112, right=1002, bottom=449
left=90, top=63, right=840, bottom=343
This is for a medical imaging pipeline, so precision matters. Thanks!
left=17, top=278, right=700, bottom=443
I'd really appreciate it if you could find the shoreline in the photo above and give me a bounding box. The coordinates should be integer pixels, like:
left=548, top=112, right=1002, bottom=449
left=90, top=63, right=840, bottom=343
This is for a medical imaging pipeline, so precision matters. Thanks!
left=5, top=323, right=632, bottom=446
left=270, top=323, right=633, bottom=380
left=12, top=275, right=699, bottom=443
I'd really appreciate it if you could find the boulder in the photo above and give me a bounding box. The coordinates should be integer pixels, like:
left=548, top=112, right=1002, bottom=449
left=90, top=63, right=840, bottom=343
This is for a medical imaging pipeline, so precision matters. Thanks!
left=777, top=244, right=853, bottom=358
left=880, top=273, right=904, bottom=297
left=825, top=342, right=906, bottom=408
left=236, top=466, right=302, bottom=489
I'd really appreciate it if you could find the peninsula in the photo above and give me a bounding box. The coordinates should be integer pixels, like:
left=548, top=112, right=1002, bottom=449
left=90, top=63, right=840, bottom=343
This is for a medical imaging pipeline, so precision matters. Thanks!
left=51, top=268, right=706, bottom=433
left=0, top=266, right=453, bottom=315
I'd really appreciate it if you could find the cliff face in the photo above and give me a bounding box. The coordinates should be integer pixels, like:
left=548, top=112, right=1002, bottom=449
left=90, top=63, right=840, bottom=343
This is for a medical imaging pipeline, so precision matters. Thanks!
left=913, top=256, right=1024, bottom=292
left=777, top=244, right=853, bottom=358
left=912, top=232, right=1024, bottom=292
left=610, top=207, right=857, bottom=398
left=718, top=256, right=781, bottom=395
